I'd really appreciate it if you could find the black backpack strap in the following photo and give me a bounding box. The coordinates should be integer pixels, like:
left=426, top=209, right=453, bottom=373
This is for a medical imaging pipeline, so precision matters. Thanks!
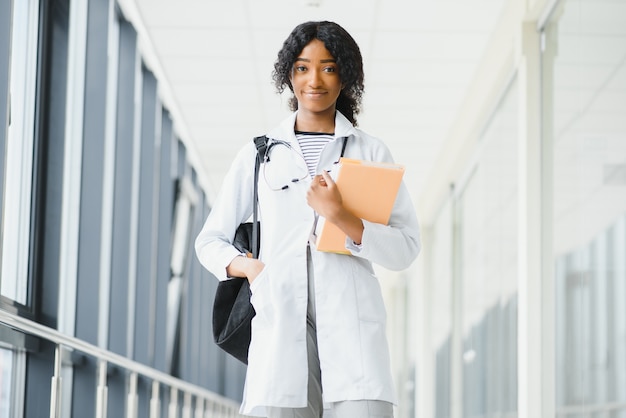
left=251, top=136, right=268, bottom=258
left=253, top=135, right=268, bottom=161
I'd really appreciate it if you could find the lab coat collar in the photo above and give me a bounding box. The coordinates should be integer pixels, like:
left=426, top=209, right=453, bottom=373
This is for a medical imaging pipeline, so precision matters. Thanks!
left=267, top=110, right=358, bottom=144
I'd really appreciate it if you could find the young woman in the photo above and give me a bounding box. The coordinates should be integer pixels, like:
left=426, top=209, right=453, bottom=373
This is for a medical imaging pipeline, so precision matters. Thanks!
left=195, top=21, right=421, bottom=418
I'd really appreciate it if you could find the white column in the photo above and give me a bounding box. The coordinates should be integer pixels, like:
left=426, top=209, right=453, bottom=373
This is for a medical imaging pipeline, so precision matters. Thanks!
left=540, top=14, right=559, bottom=418
left=415, top=227, right=434, bottom=418
left=450, top=199, right=463, bottom=418
left=517, top=20, right=555, bottom=418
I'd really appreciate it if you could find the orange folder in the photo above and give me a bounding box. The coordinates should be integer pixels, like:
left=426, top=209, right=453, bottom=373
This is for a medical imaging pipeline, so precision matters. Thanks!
left=314, top=158, right=405, bottom=254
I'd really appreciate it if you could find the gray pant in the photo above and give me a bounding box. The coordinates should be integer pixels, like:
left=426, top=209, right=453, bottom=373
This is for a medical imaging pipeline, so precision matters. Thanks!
left=266, top=247, right=393, bottom=418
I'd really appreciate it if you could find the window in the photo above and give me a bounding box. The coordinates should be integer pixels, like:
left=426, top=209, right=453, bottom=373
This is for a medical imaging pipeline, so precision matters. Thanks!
left=544, top=1, right=626, bottom=414
left=166, top=175, right=198, bottom=376
left=1, top=0, right=40, bottom=306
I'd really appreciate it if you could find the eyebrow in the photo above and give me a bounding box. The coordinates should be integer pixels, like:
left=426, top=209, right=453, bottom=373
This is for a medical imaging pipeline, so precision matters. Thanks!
left=295, top=58, right=337, bottom=63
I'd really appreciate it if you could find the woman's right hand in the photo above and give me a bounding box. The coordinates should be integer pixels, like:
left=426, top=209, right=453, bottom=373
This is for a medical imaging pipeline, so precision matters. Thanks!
left=243, top=258, right=265, bottom=284
left=226, top=255, right=265, bottom=284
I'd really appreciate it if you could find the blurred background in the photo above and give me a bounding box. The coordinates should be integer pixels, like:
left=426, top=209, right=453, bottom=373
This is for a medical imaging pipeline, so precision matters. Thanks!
left=1, top=0, right=625, bottom=417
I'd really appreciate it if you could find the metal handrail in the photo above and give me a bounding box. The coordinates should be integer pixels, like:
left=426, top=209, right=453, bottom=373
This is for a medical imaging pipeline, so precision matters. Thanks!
left=0, top=309, right=243, bottom=417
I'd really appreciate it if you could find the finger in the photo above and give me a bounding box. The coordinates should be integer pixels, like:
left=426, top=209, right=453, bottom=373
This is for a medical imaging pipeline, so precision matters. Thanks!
left=321, top=170, right=334, bottom=185
left=313, top=173, right=327, bottom=186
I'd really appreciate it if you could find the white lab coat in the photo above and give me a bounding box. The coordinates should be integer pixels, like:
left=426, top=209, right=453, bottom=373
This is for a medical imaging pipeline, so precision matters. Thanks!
left=195, top=111, right=421, bottom=417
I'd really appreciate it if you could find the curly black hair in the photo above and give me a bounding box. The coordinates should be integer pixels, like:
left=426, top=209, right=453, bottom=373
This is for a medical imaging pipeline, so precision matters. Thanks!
left=272, top=21, right=364, bottom=126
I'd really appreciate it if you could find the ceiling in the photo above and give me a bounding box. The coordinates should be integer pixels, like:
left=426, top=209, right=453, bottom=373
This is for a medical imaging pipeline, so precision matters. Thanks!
left=123, top=0, right=509, bottom=206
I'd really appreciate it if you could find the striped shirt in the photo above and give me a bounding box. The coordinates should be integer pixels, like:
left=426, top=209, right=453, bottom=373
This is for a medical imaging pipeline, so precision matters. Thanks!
left=295, top=131, right=334, bottom=178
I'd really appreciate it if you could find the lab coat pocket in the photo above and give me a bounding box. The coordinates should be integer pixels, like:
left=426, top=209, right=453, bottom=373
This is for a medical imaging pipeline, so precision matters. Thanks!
left=355, top=273, right=387, bottom=323
left=249, top=265, right=268, bottom=294
left=249, top=265, right=273, bottom=326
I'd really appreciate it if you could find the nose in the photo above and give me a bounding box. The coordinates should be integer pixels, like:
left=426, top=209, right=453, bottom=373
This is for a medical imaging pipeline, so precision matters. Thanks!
left=308, top=68, right=323, bottom=88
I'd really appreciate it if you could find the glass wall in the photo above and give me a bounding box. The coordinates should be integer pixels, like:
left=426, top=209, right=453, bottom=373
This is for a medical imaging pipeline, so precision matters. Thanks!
left=458, top=77, right=519, bottom=418
left=0, top=0, right=245, bottom=415
left=0, top=0, right=39, bottom=307
left=545, top=0, right=626, bottom=416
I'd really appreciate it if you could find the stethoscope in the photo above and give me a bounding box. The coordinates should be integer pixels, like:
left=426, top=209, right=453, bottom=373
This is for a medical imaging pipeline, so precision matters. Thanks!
left=262, top=140, right=309, bottom=191
left=262, top=137, right=348, bottom=191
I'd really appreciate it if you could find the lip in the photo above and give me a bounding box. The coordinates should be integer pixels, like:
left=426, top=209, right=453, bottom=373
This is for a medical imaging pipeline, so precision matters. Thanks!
left=303, top=91, right=327, bottom=99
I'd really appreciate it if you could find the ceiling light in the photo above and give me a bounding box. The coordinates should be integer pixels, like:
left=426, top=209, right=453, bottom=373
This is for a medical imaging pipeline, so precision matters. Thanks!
left=303, top=0, right=322, bottom=7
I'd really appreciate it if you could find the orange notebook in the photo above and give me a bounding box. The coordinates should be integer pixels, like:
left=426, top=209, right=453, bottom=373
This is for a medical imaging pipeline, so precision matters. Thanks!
left=313, top=158, right=405, bottom=254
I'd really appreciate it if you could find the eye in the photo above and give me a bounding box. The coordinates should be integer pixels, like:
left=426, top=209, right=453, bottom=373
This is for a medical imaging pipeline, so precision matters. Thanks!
left=294, top=65, right=307, bottom=72
left=323, top=66, right=337, bottom=73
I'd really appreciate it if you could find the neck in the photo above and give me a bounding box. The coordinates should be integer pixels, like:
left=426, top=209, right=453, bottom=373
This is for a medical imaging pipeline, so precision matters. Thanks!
left=294, top=109, right=335, bottom=133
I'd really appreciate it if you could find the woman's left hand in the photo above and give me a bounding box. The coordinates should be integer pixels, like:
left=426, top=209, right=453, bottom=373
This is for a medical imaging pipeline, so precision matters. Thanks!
left=307, top=170, right=343, bottom=222
left=307, top=170, right=365, bottom=245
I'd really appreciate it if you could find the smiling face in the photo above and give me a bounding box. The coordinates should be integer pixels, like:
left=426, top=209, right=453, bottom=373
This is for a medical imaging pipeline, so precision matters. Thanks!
left=290, top=39, right=342, bottom=129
